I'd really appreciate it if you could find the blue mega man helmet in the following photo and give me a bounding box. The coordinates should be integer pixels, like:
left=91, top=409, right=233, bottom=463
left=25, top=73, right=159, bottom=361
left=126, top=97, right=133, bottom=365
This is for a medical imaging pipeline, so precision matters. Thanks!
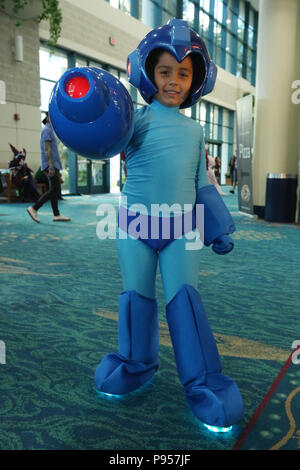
left=127, top=18, right=217, bottom=109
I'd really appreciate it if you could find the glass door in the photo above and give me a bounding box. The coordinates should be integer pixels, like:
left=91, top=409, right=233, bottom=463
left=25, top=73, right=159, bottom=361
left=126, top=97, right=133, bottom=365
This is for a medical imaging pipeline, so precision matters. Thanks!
left=77, top=156, right=108, bottom=194
left=91, top=160, right=107, bottom=194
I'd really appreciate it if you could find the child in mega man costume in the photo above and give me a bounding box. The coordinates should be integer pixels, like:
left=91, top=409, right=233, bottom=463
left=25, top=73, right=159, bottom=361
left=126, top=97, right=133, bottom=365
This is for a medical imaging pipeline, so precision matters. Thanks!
left=94, top=19, right=244, bottom=430
left=49, top=19, right=244, bottom=431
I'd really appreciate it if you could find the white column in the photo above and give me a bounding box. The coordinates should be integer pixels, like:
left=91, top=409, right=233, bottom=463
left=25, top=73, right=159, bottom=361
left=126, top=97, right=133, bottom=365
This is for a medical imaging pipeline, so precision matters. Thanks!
left=253, top=0, right=300, bottom=207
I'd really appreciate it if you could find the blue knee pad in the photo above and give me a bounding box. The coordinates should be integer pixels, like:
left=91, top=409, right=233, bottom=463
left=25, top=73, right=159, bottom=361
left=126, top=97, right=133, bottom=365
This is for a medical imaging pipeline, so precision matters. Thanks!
left=94, top=290, right=159, bottom=395
left=166, top=284, right=244, bottom=427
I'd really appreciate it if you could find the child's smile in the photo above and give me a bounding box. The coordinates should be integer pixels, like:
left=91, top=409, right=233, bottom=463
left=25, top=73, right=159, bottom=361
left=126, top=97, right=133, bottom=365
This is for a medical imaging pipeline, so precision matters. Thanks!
left=153, top=51, right=193, bottom=107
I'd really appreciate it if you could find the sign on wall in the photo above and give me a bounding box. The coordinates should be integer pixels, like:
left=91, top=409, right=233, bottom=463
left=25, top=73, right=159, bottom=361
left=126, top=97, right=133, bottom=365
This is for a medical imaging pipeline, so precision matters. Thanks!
left=236, top=94, right=254, bottom=215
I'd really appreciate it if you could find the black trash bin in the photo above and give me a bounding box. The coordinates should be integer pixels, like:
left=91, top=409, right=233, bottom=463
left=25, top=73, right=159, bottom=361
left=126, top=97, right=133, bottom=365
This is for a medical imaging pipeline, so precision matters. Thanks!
left=265, top=173, right=298, bottom=223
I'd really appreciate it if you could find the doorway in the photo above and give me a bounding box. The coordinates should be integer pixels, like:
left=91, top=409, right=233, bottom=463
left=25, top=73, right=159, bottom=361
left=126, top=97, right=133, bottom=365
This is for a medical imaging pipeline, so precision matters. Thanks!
left=77, top=157, right=108, bottom=194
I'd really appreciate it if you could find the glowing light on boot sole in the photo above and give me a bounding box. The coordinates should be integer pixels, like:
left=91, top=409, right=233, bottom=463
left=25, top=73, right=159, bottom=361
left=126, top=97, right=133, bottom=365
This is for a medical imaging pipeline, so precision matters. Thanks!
left=97, top=391, right=124, bottom=400
left=96, top=379, right=154, bottom=400
left=203, top=424, right=233, bottom=433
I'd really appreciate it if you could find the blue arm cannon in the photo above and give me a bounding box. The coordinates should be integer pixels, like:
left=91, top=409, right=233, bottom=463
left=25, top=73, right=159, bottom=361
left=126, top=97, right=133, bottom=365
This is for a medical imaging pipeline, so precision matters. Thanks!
left=196, top=185, right=235, bottom=255
left=48, top=67, right=134, bottom=159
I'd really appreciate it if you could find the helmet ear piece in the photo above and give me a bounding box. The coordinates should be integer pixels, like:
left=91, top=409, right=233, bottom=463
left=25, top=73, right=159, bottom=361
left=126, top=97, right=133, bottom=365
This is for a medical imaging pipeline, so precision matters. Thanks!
left=127, top=50, right=141, bottom=88
left=127, top=49, right=158, bottom=102
left=202, top=61, right=217, bottom=96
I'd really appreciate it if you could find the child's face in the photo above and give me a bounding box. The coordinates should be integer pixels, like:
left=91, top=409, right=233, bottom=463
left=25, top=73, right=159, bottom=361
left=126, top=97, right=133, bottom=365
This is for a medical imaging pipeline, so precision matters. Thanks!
left=153, top=51, right=193, bottom=107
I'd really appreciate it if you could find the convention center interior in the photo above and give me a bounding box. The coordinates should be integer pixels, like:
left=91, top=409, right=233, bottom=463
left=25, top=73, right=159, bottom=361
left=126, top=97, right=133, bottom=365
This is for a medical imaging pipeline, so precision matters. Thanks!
left=0, top=0, right=299, bottom=452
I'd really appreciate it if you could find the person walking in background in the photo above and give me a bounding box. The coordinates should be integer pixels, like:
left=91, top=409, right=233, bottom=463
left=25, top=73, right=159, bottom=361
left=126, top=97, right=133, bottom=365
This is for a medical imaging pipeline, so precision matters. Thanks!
left=229, top=153, right=237, bottom=194
left=26, top=112, right=70, bottom=223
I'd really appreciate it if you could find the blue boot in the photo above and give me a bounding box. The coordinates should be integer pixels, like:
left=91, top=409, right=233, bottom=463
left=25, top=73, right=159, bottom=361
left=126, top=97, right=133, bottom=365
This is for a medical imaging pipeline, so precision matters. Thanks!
left=166, top=284, right=244, bottom=428
left=95, top=290, right=159, bottom=395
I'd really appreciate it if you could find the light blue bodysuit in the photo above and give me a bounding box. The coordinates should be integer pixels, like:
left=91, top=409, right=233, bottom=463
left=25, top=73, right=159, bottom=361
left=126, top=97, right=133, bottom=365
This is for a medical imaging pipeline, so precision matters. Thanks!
left=117, top=99, right=209, bottom=304
left=122, top=99, right=208, bottom=212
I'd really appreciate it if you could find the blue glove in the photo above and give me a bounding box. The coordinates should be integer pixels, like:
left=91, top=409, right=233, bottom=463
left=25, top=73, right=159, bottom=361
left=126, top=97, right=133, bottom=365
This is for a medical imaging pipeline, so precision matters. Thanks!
left=212, top=234, right=234, bottom=255
left=196, top=185, right=235, bottom=246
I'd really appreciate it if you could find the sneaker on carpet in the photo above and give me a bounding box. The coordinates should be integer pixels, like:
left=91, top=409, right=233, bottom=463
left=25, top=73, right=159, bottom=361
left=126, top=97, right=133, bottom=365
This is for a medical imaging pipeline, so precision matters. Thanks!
left=27, top=206, right=40, bottom=223
left=53, top=214, right=71, bottom=222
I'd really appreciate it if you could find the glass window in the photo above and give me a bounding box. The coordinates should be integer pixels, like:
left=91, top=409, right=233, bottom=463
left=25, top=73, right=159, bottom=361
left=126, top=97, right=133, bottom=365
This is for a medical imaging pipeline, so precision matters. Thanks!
left=183, top=0, right=195, bottom=28
left=193, top=101, right=234, bottom=167
left=162, top=0, right=177, bottom=24
left=108, top=66, right=119, bottom=78
left=200, top=102, right=206, bottom=124
left=213, top=106, right=219, bottom=123
left=108, top=0, right=130, bottom=15
left=225, top=53, right=235, bottom=74
left=39, top=46, right=68, bottom=82
left=248, top=26, right=254, bottom=48
left=226, top=31, right=235, bottom=51
left=222, top=125, right=229, bottom=142
left=213, top=123, right=219, bottom=139
left=39, top=46, right=68, bottom=113
left=247, top=48, right=253, bottom=67
left=214, top=22, right=222, bottom=46
left=237, top=17, right=245, bottom=40
left=213, top=45, right=221, bottom=65
left=239, top=1, right=245, bottom=20
left=77, top=156, right=88, bottom=188
left=89, top=59, right=105, bottom=68
left=236, top=61, right=243, bottom=77
left=92, top=161, right=104, bottom=186
left=236, top=40, right=243, bottom=63
left=246, top=66, right=252, bottom=82
left=120, top=0, right=130, bottom=14
left=214, top=0, right=223, bottom=24
left=199, top=10, right=210, bottom=36
left=40, top=79, right=55, bottom=111
left=201, top=0, right=211, bottom=13
left=226, top=7, right=236, bottom=33
left=166, top=0, right=177, bottom=15
left=223, top=108, right=229, bottom=126
left=76, top=58, right=88, bottom=67
left=249, top=8, right=254, bottom=28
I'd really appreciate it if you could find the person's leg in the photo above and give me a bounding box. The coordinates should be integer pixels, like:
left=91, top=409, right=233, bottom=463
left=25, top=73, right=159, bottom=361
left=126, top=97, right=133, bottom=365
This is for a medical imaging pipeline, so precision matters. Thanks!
left=94, top=229, right=160, bottom=395
left=49, top=169, right=60, bottom=216
left=27, top=170, right=54, bottom=222
left=32, top=171, right=54, bottom=211
left=230, top=169, right=237, bottom=193
left=159, top=232, right=244, bottom=428
left=50, top=170, right=70, bottom=221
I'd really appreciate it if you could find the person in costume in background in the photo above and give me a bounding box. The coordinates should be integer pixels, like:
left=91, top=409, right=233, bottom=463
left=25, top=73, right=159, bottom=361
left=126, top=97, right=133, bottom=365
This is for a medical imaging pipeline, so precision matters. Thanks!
left=94, top=20, right=244, bottom=431
left=205, top=148, right=226, bottom=196
left=8, top=144, right=40, bottom=202
left=27, top=112, right=70, bottom=223
left=214, top=156, right=221, bottom=184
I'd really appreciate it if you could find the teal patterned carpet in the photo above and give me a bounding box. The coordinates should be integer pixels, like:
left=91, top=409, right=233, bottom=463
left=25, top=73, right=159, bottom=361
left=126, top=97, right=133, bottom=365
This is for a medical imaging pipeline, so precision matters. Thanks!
left=0, top=189, right=299, bottom=450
